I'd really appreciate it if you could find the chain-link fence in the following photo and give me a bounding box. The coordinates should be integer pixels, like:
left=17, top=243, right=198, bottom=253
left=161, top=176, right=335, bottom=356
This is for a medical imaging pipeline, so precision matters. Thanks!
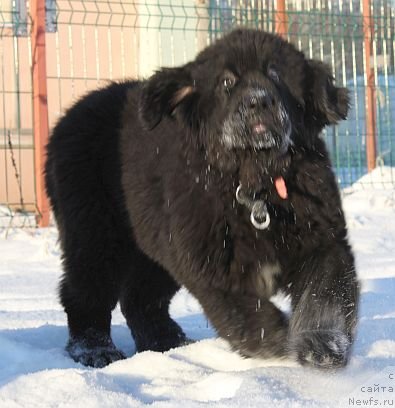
left=1, top=0, right=394, bottom=227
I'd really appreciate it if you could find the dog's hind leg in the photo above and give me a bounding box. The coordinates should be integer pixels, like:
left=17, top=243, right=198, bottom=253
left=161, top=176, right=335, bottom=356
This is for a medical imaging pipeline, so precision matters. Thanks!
left=59, top=211, right=131, bottom=368
left=287, top=244, right=359, bottom=369
left=120, top=251, right=189, bottom=353
left=54, top=167, right=132, bottom=368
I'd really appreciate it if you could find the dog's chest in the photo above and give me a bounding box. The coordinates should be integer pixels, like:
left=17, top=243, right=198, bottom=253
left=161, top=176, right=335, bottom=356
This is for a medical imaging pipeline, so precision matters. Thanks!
left=226, top=215, right=282, bottom=296
left=254, top=261, right=282, bottom=297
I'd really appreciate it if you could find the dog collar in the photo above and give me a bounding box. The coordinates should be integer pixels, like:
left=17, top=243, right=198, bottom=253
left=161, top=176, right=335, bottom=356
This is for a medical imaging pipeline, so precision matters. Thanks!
left=235, top=185, right=270, bottom=230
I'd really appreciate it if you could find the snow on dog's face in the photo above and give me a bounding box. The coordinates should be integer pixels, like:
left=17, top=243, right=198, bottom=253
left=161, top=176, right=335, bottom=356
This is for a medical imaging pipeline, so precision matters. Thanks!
left=139, top=29, right=349, bottom=173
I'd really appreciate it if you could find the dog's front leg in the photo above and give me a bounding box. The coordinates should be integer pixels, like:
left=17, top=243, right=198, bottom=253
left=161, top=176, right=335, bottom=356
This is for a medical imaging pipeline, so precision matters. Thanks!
left=288, top=244, right=360, bottom=369
left=192, top=286, right=289, bottom=359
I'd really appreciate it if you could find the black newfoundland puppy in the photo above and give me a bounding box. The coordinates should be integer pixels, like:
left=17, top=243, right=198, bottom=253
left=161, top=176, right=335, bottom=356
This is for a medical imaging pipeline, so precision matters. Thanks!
left=45, top=29, right=359, bottom=369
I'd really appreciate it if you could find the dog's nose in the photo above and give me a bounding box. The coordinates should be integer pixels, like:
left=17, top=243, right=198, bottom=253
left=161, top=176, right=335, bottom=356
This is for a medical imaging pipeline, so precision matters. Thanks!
left=245, top=89, right=276, bottom=111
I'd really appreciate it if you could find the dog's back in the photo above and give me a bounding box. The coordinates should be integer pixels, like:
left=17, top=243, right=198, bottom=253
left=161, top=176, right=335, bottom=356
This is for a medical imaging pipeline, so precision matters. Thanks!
left=45, top=81, right=137, bottom=226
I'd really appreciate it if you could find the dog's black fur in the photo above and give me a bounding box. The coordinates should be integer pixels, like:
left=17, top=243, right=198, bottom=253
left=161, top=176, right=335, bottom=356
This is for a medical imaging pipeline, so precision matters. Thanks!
left=45, top=29, right=359, bottom=369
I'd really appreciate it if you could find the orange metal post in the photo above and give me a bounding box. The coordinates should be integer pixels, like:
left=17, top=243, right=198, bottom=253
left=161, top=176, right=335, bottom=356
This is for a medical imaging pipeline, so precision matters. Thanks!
left=362, top=0, right=377, bottom=172
left=275, top=0, right=288, bottom=38
left=30, top=0, right=50, bottom=226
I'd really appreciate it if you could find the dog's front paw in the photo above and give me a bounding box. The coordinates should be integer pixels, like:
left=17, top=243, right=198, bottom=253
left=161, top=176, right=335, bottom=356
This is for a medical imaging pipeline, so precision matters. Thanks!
left=134, top=332, right=192, bottom=353
left=66, top=330, right=126, bottom=368
left=290, top=329, right=351, bottom=370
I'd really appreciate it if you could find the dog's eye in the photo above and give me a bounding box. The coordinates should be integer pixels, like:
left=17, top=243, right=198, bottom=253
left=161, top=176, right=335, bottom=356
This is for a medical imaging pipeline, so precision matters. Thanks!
left=268, top=67, right=280, bottom=83
left=223, top=76, right=235, bottom=89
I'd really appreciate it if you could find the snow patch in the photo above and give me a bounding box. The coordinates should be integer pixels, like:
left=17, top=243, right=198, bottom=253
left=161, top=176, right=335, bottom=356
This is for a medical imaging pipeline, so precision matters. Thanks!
left=367, top=340, right=395, bottom=359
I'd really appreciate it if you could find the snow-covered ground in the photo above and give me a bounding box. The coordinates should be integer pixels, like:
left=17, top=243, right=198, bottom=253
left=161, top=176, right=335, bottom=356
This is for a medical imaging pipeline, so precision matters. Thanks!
left=1, top=167, right=395, bottom=407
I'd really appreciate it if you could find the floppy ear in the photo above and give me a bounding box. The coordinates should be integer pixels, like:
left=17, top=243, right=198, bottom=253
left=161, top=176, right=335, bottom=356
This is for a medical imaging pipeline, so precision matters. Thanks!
left=139, top=66, right=195, bottom=130
left=305, top=60, right=350, bottom=127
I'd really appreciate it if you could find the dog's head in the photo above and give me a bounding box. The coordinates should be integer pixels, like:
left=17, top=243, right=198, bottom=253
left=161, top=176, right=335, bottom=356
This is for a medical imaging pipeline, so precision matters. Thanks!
left=139, top=29, right=349, bottom=172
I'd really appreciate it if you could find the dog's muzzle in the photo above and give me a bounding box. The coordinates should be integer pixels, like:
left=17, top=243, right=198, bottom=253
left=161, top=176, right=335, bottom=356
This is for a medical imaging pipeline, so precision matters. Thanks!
left=222, top=88, right=292, bottom=153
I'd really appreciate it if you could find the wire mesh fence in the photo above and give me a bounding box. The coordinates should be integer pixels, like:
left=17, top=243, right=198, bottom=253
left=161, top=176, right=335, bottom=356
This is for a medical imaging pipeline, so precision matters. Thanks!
left=0, top=4, right=35, bottom=226
left=0, top=0, right=394, bottom=227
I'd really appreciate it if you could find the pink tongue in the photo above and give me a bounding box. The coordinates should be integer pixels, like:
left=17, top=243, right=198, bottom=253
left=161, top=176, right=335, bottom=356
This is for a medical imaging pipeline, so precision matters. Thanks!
left=274, top=177, right=288, bottom=199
